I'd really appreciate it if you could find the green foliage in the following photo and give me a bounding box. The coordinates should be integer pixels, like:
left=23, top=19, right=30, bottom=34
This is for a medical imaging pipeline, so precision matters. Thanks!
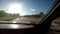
left=0, top=10, right=7, bottom=17
left=24, top=14, right=40, bottom=18
left=0, top=17, right=16, bottom=21
left=24, top=12, right=44, bottom=18
left=0, top=10, right=20, bottom=21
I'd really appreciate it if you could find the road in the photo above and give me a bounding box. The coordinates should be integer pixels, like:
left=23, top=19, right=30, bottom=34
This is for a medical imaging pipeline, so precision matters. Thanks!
left=0, top=17, right=38, bottom=24
left=13, top=17, right=32, bottom=24
left=0, top=17, right=35, bottom=29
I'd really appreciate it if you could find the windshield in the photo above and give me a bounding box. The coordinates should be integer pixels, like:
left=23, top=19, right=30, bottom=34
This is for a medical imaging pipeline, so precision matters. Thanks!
left=0, top=0, right=55, bottom=24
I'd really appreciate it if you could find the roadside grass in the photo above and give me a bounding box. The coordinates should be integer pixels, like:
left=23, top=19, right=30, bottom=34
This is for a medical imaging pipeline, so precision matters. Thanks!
left=0, top=17, right=17, bottom=21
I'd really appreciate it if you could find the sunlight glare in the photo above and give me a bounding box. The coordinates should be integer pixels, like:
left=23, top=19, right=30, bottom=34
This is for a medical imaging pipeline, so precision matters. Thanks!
left=13, top=21, right=16, bottom=23
left=8, top=4, right=22, bottom=14
left=11, top=24, right=19, bottom=28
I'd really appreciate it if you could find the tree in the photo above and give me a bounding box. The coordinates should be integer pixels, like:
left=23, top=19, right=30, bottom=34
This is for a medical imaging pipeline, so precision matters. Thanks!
left=0, top=10, right=7, bottom=17
left=39, top=12, right=44, bottom=17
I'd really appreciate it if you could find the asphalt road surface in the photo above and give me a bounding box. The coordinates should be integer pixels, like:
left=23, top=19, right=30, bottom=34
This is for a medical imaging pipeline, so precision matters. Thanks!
left=13, top=17, right=32, bottom=24
left=0, top=17, right=34, bottom=29
left=0, top=17, right=36, bottom=24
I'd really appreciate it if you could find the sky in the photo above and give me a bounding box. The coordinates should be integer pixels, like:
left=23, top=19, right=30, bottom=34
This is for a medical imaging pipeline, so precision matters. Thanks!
left=0, top=0, right=55, bottom=16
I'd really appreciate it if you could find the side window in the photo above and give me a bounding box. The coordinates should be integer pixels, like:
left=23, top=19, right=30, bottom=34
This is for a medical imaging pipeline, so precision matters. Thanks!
left=49, top=17, right=60, bottom=34
left=51, top=17, right=60, bottom=30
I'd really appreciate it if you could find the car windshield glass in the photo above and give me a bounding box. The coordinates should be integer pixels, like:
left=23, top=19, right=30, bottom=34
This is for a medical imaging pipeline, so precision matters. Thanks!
left=0, top=0, right=55, bottom=24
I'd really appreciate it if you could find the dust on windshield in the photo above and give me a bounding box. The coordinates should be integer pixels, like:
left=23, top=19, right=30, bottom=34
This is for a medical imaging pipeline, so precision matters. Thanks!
left=0, top=0, right=55, bottom=24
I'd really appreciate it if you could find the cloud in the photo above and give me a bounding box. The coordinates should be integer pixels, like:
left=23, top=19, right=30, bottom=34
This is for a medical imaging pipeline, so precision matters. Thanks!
left=30, top=8, right=36, bottom=11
